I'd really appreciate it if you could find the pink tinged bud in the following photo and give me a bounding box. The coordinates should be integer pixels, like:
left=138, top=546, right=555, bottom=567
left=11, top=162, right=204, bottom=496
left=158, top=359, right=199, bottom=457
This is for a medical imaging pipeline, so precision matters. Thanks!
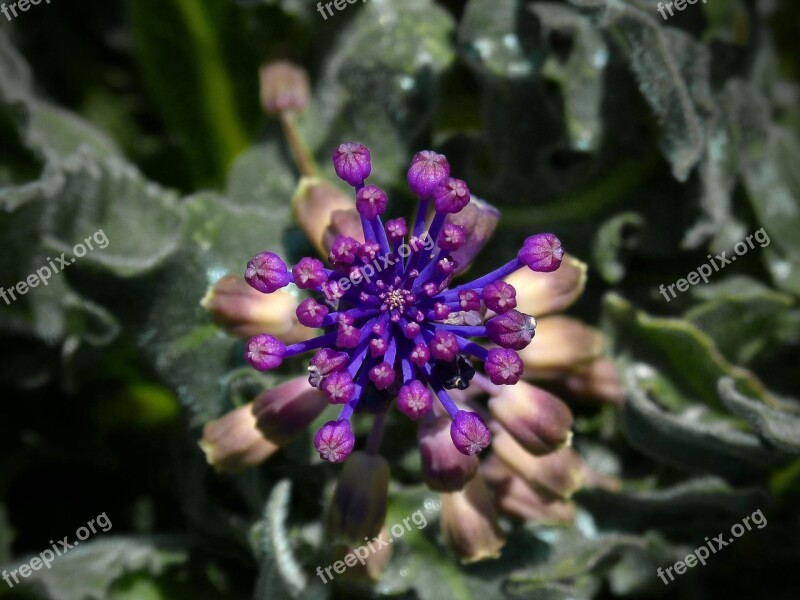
left=331, top=526, right=393, bottom=582
left=431, top=330, right=459, bottom=361
left=321, top=371, right=356, bottom=404
left=336, top=322, right=361, bottom=349
left=450, top=410, right=491, bottom=456
left=407, top=150, right=450, bottom=198
left=488, top=381, right=573, bottom=455
left=356, top=185, right=388, bottom=219
left=245, top=334, right=286, bottom=371
left=437, top=223, right=466, bottom=251
left=333, top=142, right=372, bottom=187
left=562, top=358, right=624, bottom=406
left=253, top=376, right=328, bottom=445
left=292, top=179, right=364, bottom=257
left=314, top=419, right=356, bottom=463
left=439, top=474, right=505, bottom=563
left=458, top=290, right=481, bottom=312
left=296, top=298, right=329, bottom=328
left=418, top=415, right=478, bottom=490
left=245, top=251, right=290, bottom=293
left=482, top=281, right=517, bottom=314
left=445, top=196, right=500, bottom=275
left=504, top=254, right=586, bottom=317
left=199, top=404, right=279, bottom=473
left=485, top=348, right=524, bottom=385
left=292, top=257, right=327, bottom=290
left=397, top=380, right=433, bottom=420
left=518, top=233, right=564, bottom=273
left=357, top=242, right=381, bottom=263
left=385, top=217, right=408, bottom=242
left=329, top=235, right=359, bottom=265
left=433, top=178, right=471, bottom=214
left=486, top=310, right=536, bottom=350
left=481, top=455, right=575, bottom=524
left=433, top=303, right=451, bottom=320
left=326, top=452, right=390, bottom=541
left=259, top=60, right=310, bottom=116
left=410, top=342, right=430, bottom=368
left=369, top=337, right=388, bottom=358
left=369, top=361, right=396, bottom=390
left=492, top=430, right=585, bottom=500
left=517, top=316, right=604, bottom=375
left=201, top=274, right=300, bottom=339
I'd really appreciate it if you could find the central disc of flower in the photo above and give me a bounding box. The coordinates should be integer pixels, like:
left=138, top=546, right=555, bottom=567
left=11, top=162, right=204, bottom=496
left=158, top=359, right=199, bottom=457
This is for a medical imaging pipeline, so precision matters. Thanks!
left=243, top=143, right=565, bottom=464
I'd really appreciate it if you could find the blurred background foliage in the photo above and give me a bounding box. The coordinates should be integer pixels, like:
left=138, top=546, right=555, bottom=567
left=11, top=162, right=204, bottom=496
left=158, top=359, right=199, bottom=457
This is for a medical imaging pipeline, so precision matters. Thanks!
left=0, top=0, right=798, bottom=598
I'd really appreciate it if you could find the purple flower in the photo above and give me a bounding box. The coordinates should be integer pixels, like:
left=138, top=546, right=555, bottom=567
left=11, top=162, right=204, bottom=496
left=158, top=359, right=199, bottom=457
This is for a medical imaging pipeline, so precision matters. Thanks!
left=244, top=144, right=563, bottom=464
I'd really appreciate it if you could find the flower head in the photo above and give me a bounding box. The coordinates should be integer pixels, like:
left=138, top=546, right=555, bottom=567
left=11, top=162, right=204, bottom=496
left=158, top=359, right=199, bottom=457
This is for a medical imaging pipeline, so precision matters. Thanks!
left=243, top=144, right=563, bottom=465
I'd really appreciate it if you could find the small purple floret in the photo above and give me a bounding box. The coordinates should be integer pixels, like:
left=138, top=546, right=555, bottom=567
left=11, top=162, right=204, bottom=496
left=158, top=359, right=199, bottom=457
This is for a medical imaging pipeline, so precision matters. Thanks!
left=407, top=150, right=450, bottom=198
left=431, top=330, right=459, bottom=362
left=485, top=348, right=524, bottom=385
left=438, top=224, right=466, bottom=251
left=518, top=233, right=564, bottom=272
left=245, top=334, right=286, bottom=371
left=322, top=371, right=356, bottom=404
left=296, top=298, right=329, bottom=328
left=483, top=280, right=517, bottom=314
left=356, top=185, right=388, bottom=219
left=458, top=290, right=481, bottom=312
left=369, top=361, right=396, bottom=390
left=292, top=257, right=326, bottom=290
left=450, top=410, right=491, bottom=456
left=397, top=380, right=432, bottom=420
left=245, top=252, right=290, bottom=294
left=314, top=419, right=356, bottom=463
left=486, top=310, right=536, bottom=350
left=433, top=178, right=470, bottom=214
left=333, top=142, right=371, bottom=187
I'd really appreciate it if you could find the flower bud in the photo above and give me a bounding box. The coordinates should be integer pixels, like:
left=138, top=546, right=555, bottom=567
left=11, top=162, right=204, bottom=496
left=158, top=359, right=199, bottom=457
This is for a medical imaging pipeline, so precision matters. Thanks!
left=201, top=274, right=300, bottom=339
left=326, top=451, right=390, bottom=542
left=504, top=254, right=586, bottom=317
left=245, top=252, right=290, bottom=294
left=562, top=358, right=624, bottom=406
left=492, top=430, right=585, bottom=500
left=450, top=410, right=491, bottom=455
left=314, top=419, right=356, bottom=463
left=485, top=348, right=524, bottom=385
left=259, top=60, right=310, bottom=116
left=433, top=178, right=470, bottom=214
left=356, top=185, right=388, bottom=219
left=407, top=150, right=450, bottom=198
left=488, top=381, right=573, bottom=456
left=291, top=178, right=364, bottom=257
left=418, top=415, right=478, bottom=491
left=245, top=334, right=286, bottom=371
left=437, top=224, right=466, bottom=251
left=481, top=455, right=575, bottom=524
left=485, top=310, right=536, bottom=350
left=445, top=196, right=500, bottom=275
left=253, top=376, right=328, bottom=445
left=517, top=316, right=604, bottom=375
left=199, top=404, right=278, bottom=473
left=482, top=281, right=517, bottom=314
left=518, top=233, right=564, bottom=272
left=439, top=473, right=505, bottom=563
left=329, top=526, right=393, bottom=582
left=398, top=380, right=433, bottom=420
left=333, top=142, right=372, bottom=187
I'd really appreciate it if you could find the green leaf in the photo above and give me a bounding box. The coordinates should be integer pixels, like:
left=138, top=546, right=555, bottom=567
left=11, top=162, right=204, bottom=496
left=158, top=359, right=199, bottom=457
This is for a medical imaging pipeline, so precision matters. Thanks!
left=592, top=212, right=644, bottom=284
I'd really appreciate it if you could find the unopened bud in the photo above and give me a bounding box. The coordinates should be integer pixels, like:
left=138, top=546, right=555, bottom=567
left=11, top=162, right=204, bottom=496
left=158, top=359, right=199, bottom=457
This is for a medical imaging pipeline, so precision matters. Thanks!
left=439, top=473, right=505, bottom=563
left=259, top=60, right=310, bottom=116
left=562, top=358, right=625, bottom=406
left=291, top=178, right=364, bottom=257
left=418, top=415, right=478, bottom=491
left=503, top=254, right=587, bottom=317
left=518, top=233, right=564, bottom=272
left=330, top=526, right=393, bottom=582
left=445, top=196, right=500, bottom=275
left=199, top=404, right=278, bottom=473
left=488, top=381, right=573, bottom=456
left=252, top=376, right=327, bottom=445
left=486, top=310, right=536, bottom=350
left=327, top=451, right=390, bottom=542
left=517, top=316, right=604, bottom=375
left=201, top=274, right=301, bottom=339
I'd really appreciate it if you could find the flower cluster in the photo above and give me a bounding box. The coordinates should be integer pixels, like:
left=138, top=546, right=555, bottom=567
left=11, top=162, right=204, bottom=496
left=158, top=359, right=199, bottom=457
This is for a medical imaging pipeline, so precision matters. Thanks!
left=242, top=143, right=564, bottom=464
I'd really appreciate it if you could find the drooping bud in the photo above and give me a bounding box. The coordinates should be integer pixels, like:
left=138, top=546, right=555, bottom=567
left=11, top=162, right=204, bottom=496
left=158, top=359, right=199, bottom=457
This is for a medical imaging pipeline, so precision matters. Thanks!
left=259, top=60, right=310, bottom=116
left=484, top=348, right=524, bottom=385
left=492, top=430, right=585, bottom=500
left=321, top=371, right=356, bottom=404
left=245, top=334, right=286, bottom=371
left=329, top=526, right=393, bottom=582
left=445, top=196, right=500, bottom=275
left=562, top=358, right=624, bottom=406
left=252, top=376, right=328, bottom=445
left=433, top=178, right=471, bottom=214
left=439, top=474, right=505, bottom=563
left=504, top=254, right=586, bottom=316
left=333, top=142, right=372, bottom=187
left=450, top=410, right=491, bottom=456
left=292, top=257, right=327, bottom=290
left=314, top=419, right=356, bottom=463
left=407, top=150, right=450, bottom=198
left=482, top=280, right=517, bottom=315
left=485, top=310, right=536, bottom=350
left=326, top=451, right=390, bottom=541
left=518, top=233, right=564, bottom=272
left=517, top=316, right=604, bottom=375
left=245, top=251, right=290, bottom=293
left=418, top=415, right=478, bottom=490
left=199, top=403, right=278, bottom=473
left=291, top=178, right=364, bottom=257
left=488, top=380, right=573, bottom=455
left=398, top=380, right=433, bottom=420
left=201, top=274, right=299, bottom=339
left=356, top=185, right=388, bottom=219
